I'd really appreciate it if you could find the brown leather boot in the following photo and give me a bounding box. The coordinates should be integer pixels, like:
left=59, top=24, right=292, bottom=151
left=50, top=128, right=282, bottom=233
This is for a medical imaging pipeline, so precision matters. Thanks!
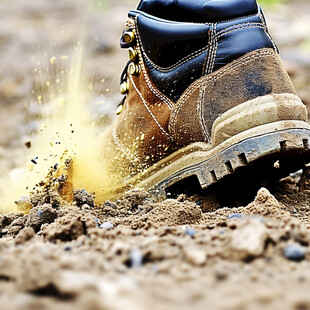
left=89, top=0, right=310, bottom=201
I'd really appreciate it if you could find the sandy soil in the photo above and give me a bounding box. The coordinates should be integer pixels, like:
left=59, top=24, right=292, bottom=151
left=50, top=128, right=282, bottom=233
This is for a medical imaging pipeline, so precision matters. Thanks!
left=0, top=0, right=310, bottom=309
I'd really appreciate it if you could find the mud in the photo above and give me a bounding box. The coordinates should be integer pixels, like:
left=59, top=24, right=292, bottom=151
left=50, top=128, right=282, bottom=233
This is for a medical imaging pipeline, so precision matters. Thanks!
left=1, top=0, right=310, bottom=309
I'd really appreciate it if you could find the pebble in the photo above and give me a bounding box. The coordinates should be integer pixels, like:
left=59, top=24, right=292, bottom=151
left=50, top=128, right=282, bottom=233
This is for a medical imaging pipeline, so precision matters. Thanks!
left=283, top=244, right=306, bottom=262
left=130, top=250, right=143, bottom=268
left=228, top=213, right=242, bottom=219
left=94, top=217, right=99, bottom=226
left=99, top=222, right=114, bottom=229
left=231, top=219, right=268, bottom=258
left=185, top=227, right=197, bottom=238
left=37, top=211, right=44, bottom=217
left=184, top=247, right=207, bottom=266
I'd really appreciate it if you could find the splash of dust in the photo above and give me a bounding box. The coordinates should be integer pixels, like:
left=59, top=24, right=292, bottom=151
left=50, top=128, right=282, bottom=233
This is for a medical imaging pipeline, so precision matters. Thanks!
left=0, top=44, right=119, bottom=214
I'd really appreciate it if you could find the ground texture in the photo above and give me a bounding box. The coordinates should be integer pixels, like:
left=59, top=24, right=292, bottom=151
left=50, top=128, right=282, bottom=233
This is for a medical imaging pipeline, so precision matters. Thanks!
left=1, top=0, right=310, bottom=309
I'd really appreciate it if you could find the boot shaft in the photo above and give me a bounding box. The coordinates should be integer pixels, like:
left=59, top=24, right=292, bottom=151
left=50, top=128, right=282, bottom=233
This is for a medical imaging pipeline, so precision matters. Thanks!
left=122, top=0, right=277, bottom=101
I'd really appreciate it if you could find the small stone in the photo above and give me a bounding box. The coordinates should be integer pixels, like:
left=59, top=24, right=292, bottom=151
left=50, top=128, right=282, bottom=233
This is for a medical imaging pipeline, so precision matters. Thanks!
left=129, top=250, right=143, bottom=268
left=228, top=213, right=242, bottom=219
left=184, top=247, right=206, bottom=266
left=283, top=244, right=306, bottom=262
left=231, top=218, right=268, bottom=259
left=37, top=211, right=44, bottom=217
left=99, top=222, right=113, bottom=229
left=185, top=227, right=196, bottom=237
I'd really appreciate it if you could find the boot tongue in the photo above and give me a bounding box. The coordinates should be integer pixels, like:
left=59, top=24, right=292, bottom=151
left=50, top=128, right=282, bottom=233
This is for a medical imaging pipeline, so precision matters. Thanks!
left=137, top=0, right=258, bottom=22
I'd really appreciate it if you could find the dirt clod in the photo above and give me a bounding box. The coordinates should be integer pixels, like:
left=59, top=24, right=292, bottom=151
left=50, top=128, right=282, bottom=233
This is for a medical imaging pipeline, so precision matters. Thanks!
left=15, top=227, right=35, bottom=244
left=74, top=189, right=95, bottom=208
left=31, top=190, right=61, bottom=209
left=42, top=213, right=96, bottom=242
left=25, top=205, right=58, bottom=232
left=243, top=187, right=290, bottom=218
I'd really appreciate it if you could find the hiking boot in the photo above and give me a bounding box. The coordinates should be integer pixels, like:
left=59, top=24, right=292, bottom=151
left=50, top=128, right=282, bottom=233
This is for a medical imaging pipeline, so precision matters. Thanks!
left=95, top=0, right=310, bottom=201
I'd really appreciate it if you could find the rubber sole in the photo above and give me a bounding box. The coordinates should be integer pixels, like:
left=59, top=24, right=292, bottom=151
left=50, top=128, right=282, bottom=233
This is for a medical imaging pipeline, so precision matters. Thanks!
left=94, top=121, right=310, bottom=202
left=146, top=124, right=310, bottom=198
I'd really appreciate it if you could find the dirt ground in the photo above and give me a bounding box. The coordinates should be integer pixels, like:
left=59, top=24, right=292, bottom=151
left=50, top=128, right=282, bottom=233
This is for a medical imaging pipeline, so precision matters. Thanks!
left=0, top=0, right=310, bottom=309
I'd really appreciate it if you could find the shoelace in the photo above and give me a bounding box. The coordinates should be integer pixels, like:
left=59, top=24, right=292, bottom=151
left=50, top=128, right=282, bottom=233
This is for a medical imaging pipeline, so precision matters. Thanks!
left=116, top=28, right=140, bottom=115
left=120, top=60, right=131, bottom=87
left=116, top=60, right=131, bottom=115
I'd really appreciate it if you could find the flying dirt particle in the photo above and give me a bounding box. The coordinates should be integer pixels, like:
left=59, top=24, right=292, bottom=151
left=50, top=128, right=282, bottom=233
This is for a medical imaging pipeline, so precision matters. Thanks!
left=31, top=157, right=39, bottom=164
left=274, top=160, right=280, bottom=168
left=283, top=244, right=306, bottom=262
left=50, top=56, right=56, bottom=65
left=25, top=141, right=31, bottom=149
left=37, top=95, right=43, bottom=102
left=14, top=196, right=32, bottom=213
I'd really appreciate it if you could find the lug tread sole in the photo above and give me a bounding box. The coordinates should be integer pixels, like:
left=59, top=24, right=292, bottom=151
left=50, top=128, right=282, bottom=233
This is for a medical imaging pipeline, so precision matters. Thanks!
left=153, top=128, right=310, bottom=195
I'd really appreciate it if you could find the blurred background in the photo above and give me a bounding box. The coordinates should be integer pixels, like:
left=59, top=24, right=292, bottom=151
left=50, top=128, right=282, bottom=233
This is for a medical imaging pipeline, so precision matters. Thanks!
left=0, top=0, right=309, bottom=175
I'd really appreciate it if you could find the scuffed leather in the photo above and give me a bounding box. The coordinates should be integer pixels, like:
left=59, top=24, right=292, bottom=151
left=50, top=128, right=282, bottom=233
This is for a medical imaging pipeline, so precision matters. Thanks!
left=170, top=50, right=296, bottom=146
left=137, top=0, right=258, bottom=23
